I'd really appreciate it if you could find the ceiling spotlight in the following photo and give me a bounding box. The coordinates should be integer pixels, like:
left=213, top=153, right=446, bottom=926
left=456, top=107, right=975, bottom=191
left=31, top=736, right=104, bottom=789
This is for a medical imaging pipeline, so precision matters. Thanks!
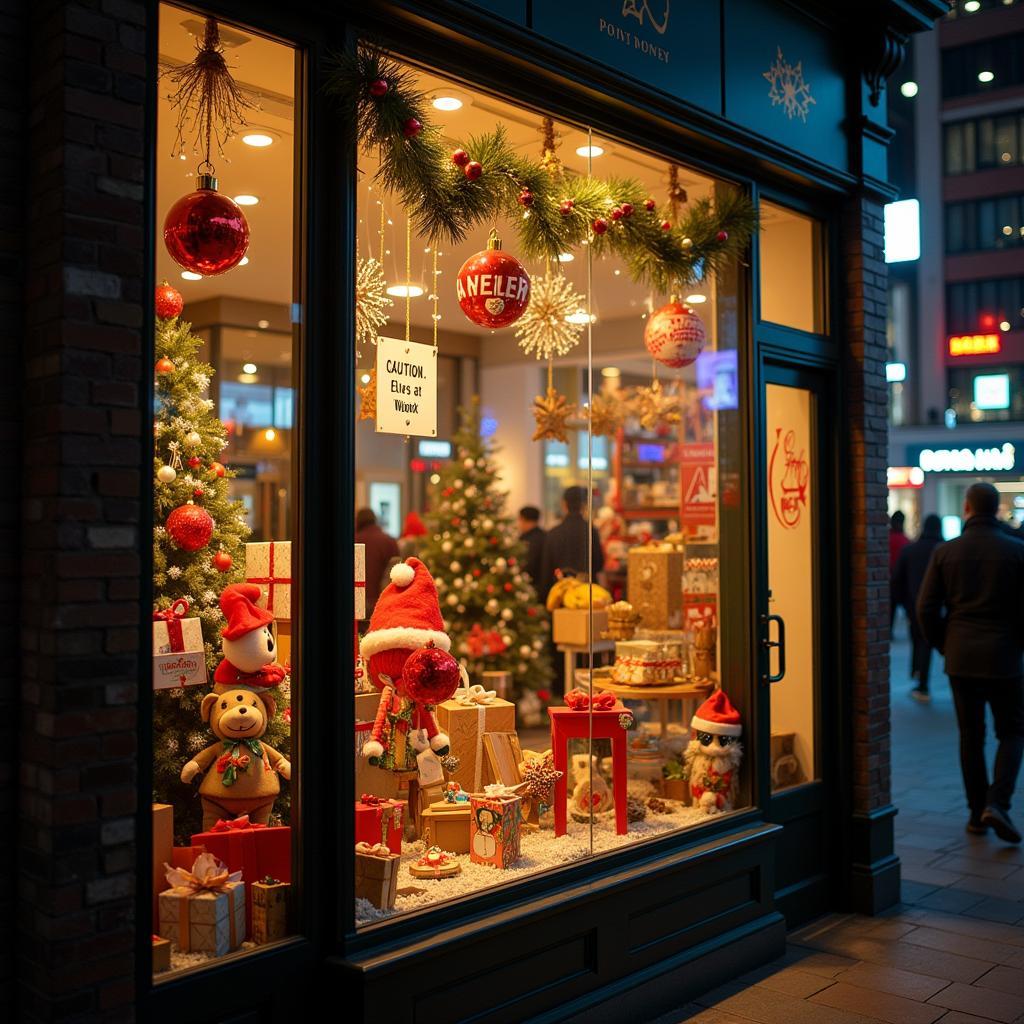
left=241, top=132, right=274, bottom=148
left=264, top=428, right=277, bottom=442
left=386, top=284, right=424, bottom=298
left=557, top=252, right=575, bottom=263
left=181, top=271, right=202, bottom=281
left=685, top=294, right=707, bottom=304
left=565, top=310, right=596, bottom=324
left=978, top=70, right=995, bottom=83
left=239, top=256, right=249, bottom=266
left=432, top=96, right=463, bottom=111
left=242, top=362, right=258, bottom=374
left=233, top=194, right=260, bottom=206
left=575, top=145, right=605, bottom=158
left=257, top=319, right=270, bottom=329
left=900, top=81, right=919, bottom=98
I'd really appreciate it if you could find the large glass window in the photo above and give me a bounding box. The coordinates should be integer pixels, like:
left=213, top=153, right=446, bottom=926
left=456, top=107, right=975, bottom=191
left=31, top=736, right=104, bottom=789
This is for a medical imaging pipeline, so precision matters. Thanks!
left=352, top=53, right=750, bottom=926
left=942, top=33, right=1024, bottom=100
left=946, top=276, right=1024, bottom=334
left=759, top=201, right=825, bottom=334
left=948, top=364, right=1024, bottom=422
left=946, top=194, right=1024, bottom=253
left=151, top=5, right=301, bottom=976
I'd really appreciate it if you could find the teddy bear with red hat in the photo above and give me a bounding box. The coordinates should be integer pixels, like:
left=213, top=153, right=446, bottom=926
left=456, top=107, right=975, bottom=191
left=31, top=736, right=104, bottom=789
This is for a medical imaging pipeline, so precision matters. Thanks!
left=180, top=583, right=292, bottom=830
left=359, top=558, right=463, bottom=774
left=682, top=689, right=743, bottom=815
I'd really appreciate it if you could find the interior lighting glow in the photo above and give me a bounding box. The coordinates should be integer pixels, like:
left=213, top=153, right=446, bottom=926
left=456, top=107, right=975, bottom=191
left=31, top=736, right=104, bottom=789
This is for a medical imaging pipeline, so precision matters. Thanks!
left=565, top=310, right=596, bottom=324
left=685, top=293, right=707, bottom=304
left=575, top=145, right=604, bottom=158
left=900, top=81, right=919, bottom=98
left=232, top=194, right=260, bottom=206
left=432, top=96, right=463, bottom=111
left=974, top=373, right=1011, bottom=410
left=242, top=132, right=274, bottom=147
left=386, top=284, right=424, bottom=298
left=242, top=362, right=257, bottom=374
left=181, top=271, right=202, bottom=281
left=885, top=362, right=907, bottom=382
left=978, top=70, right=995, bottom=83
left=264, top=428, right=277, bottom=441
left=883, top=199, right=920, bottom=263
left=557, top=252, right=575, bottom=263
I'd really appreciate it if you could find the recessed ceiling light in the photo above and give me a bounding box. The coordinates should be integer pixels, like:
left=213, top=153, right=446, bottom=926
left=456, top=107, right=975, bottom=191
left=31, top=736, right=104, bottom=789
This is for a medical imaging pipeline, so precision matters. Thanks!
left=239, top=256, right=249, bottom=266
left=257, top=319, right=270, bottom=329
left=432, top=96, right=463, bottom=111
left=242, top=132, right=274, bottom=148
left=964, top=0, right=981, bottom=10
left=386, top=284, right=424, bottom=298
left=242, top=362, right=257, bottom=374
left=575, top=145, right=604, bottom=158
left=557, top=252, right=574, bottom=263
left=565, top=310, right=596, bottom=324
left=900, top=81, right=919, bottom=98
left=181, top=271, right=202, bottom=281
left=978, top=70, right=995, bottom=83
left=685, top=293, right=707, bottom=304
left=233, top=194, right=259, bottom=206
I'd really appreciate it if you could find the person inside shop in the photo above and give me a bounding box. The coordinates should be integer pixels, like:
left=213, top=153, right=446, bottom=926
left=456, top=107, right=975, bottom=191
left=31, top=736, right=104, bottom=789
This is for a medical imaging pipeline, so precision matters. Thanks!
left=354, top=507, right=399, bottom=618
left=917, top=482, right=1024, bottom=844
left=889, top=510, right=910, bottom=628
left=892, top=514, right=943, bottom=704
left=517, top=505, right=545, bottom=584
left=538, top=485, right=604, bottom=601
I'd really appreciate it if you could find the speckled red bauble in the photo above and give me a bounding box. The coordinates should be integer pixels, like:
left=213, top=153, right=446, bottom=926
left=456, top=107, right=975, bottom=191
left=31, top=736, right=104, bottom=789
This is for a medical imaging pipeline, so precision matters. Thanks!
left=643, top=300, right=707, bottom=368
left=155, top=357, right=176, bottom=375
left=155, top=281, right=184, bottom=319
left=456, top=232, right=531, bottom=329
left=213, top=550, right=233, bottom=572
left=166, top=502, right=214, bottom=552
left=209, top=461, right=226, bottom=478
left=403, top=644, right=462, bottom=706
left=163, top=174, right=249, bottom=277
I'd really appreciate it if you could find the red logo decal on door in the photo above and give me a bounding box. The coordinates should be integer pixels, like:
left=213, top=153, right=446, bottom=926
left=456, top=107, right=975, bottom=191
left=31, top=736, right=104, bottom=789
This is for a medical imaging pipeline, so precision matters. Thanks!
left=769, top=427, right=809, bottom=529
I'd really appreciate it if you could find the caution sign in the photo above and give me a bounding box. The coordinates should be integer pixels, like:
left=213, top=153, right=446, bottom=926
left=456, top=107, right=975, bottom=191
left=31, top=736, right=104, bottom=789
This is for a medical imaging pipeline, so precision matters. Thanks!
left=376, top=337, right=438, bottom=438
left=681, top=442, right=716, bottom=537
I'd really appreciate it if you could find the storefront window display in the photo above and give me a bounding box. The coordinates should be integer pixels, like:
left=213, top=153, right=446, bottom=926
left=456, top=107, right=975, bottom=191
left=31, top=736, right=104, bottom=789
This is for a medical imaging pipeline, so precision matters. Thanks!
left=344, top=48, right=757, bottom=924
left=151, top=5, right=301, bottom=977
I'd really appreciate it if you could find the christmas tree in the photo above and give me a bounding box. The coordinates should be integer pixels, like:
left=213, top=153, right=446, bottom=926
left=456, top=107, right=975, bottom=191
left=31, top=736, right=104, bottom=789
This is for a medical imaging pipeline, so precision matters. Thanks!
left=421, top=401, right=554, bottom=707
left=152, top=288, right=290, bottom=839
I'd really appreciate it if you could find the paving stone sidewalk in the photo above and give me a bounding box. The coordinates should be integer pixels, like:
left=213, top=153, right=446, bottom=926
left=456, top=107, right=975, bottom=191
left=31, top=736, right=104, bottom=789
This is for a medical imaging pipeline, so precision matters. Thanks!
left=655, top=622, right=1024, bottom=1024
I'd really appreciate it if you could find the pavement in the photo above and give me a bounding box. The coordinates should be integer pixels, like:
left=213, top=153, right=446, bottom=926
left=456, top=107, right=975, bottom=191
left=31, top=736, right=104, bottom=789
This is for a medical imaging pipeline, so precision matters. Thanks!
left=655, top=617, right=1024, bottom=1024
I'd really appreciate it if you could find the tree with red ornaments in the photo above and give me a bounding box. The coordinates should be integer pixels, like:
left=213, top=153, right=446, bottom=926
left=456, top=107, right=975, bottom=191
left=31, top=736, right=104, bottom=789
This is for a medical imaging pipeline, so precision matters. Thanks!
left=151, top=283, right=290, bottom=838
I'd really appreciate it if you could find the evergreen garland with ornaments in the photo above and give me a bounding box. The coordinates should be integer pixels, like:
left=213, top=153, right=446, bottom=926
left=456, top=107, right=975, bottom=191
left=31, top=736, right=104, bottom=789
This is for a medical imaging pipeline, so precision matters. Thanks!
left=419, top=401, right=554, bottom=703
left=152, top=290, right=291, bottom=839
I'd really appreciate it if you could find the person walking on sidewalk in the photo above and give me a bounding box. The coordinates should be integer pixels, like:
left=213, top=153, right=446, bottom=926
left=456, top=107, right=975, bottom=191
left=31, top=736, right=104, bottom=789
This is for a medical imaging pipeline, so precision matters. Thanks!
left=893, top=514, right=944, bottom=703
left=917, top=482, right=1024, bottom=843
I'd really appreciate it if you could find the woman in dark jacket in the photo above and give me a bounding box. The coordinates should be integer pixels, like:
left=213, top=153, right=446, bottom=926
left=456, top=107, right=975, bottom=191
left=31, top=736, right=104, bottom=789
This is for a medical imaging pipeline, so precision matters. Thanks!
left=893, top=514, right=944, bottom=702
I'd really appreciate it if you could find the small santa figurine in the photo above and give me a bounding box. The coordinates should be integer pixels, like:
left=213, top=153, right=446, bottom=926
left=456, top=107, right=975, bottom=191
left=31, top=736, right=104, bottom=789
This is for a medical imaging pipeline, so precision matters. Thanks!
left=359, top=558, right=462, bottom=773
left=683, top=689, right=743, bottom=815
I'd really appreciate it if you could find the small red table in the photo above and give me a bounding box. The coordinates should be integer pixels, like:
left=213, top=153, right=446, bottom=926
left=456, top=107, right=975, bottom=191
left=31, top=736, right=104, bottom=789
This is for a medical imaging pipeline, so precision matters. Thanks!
left=548, top=705, right=629, bottom=837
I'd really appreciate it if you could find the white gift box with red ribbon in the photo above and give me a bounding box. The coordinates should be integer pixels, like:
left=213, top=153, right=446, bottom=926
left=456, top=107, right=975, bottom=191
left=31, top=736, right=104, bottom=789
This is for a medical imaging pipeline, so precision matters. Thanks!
left=354, top=542, right=366, bottom=619
left=152, top=600, right=208, bottom=689
left=245, top=541, right=292, bottom=622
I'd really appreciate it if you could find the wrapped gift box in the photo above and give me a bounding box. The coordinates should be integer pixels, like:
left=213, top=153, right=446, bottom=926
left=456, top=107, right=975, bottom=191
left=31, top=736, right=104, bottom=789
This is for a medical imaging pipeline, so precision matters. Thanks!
left=152, top=804, right=173, bottom=923
left=152, top=605, right=207, bottom=689
left=355, top=692, right=401, bottom=801
left=245, top=540, right=292, bottom=621
left=354, top=798, right=405, bottom=855
left=612, top=640, right=681, bottom=685
left=152, top=935, right=171, bottom=973
left=420, top=801, right=471, bottom=854
left=252, top=880, right=290, bottom=944
left=413, top=780, right=446, bottom=836
left=469, top=793, right=522, bottom=869
left=628, top=546, right=684, bottom=630
left=552, top=608, right=609, bottom=646
left=191, top=821, right=291, bottom=940
left=354, top=542, right=366, bottom=620
left=158, top=857, right=246, bottom=957
left=435, top=695, right=516, bottom=793
left=171, top=845, right=206, bottom=871
left=354, top=846, right=400, bottom=910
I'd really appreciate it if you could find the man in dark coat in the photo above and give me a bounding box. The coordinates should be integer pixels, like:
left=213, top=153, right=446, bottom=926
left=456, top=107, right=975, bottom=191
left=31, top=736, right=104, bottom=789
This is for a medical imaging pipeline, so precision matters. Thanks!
left=354, top=507, right=399, bottom=618
left=917, top=482, right=1024, bottom=843
left=517, top=505, right=545, bottom=586
left=889, top=510, right=910, bottom=628
left=538, top=486, right=604, bottom=601
left=893, top=514, right=944, bottom=703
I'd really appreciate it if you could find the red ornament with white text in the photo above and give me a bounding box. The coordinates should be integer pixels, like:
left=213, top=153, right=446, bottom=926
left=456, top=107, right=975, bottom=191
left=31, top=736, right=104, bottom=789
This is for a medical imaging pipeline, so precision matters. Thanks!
left=643, top=298, right=707, bottom=368
left=456, top=230, right=531, bottom=329
left=164, top=173, right=250, bottom=277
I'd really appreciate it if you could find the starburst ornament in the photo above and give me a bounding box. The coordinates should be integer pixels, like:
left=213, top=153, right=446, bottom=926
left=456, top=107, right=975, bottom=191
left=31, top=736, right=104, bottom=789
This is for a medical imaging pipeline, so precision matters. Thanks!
left=532, top=385, right=576, bottom=443
left=630, top=379, right=680, bottom=432
left=588, top=392, right=626, bottom=438
left=514, top=270, right=585, bottom=361
left=355, top=257, right=392, bottom=349
left=357, top=368, right=377, bottom=422
left=763, top=47, right=816, bottom=122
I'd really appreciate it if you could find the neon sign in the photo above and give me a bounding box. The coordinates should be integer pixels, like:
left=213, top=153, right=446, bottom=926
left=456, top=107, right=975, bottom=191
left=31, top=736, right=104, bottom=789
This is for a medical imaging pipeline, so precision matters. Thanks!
left=948, top=334, right=1001, bottom=357
left=917, top=443, right=1016, bottom=473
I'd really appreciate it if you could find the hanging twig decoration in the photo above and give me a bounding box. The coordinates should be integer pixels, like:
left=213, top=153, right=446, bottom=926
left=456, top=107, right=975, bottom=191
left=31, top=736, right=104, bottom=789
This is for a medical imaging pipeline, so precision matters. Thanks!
left=667, top=165, right=688, bottom=224
left=540, top=116, right=562, bottom=178
left=163, top=18, right=257, bottom=167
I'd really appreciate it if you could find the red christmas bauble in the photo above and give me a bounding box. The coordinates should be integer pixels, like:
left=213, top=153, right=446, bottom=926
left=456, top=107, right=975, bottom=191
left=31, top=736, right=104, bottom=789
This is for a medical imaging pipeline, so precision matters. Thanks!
left=369, top=78, right=388, bottom=98
left=403, top=118, right=422, bottom=138
left=621, top=202, right=634, bottom=217
left=187, top=456, right=202, bottom=469
left=643, top=300, right=707, bottom=368
left=403, top=644, right=462, bottom=706
left=660, top=220, right=672, bottom=231
left=166, top=502, right=214, bottom=552
left=163, top=175, right=249, bottom=277
left=155, top=357, right=176, bottom=375
left=451, top=149, right=469, bottom=167
left=610, top=207, right=623, bottom=221
left=213, top=550, right=233, bottom=572
left=644, top=197, right=656, bottom=211
left=592, top=218, right=608, bottom=235
left=518, top=189, right=533, bottom=207
left=209, top=461, right=226, bottom=478
left=559, top=199, right=574, bottom=215
left=456, top=236, right=531, bottom=329
left=155, top=281, right=184, bottom=319
left=464, top=161, right=483, bottom=180
left=716, top=230, right=729, bottom=242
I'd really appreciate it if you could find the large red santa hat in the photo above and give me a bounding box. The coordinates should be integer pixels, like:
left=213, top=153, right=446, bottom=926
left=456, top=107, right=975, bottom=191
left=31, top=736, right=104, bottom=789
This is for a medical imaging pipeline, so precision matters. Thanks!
left=691, top=689, right=742, bottom=737
left=359, top=557, right=451, bottom=660
left=220, top=582, right=275, bottom=640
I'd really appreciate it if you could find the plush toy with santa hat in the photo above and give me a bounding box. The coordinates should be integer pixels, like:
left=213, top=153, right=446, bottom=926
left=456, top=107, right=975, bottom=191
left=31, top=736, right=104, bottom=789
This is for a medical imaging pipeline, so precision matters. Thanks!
left=359, top=558, right=463, bottom=773
left=682, top=689, right=743, bottom=815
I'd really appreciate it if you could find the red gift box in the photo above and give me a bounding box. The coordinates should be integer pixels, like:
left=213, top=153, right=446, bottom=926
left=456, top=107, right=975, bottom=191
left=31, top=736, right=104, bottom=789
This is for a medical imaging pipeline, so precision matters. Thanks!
left=191, top=817, right=291, bottom=940
left=354, top=797, right=405, bottom=855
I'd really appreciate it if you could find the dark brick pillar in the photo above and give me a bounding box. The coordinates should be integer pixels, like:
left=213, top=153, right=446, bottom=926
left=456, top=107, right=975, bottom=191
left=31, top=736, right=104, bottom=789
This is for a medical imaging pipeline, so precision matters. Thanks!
left=843, top=192, right=900, bottom=914
left=17, top=1, right=148, bottom=1019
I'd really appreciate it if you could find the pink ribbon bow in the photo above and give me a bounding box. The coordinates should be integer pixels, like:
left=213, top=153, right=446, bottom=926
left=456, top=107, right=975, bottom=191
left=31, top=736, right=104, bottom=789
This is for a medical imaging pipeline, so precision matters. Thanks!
left=564, top=688, right=617, bottom=711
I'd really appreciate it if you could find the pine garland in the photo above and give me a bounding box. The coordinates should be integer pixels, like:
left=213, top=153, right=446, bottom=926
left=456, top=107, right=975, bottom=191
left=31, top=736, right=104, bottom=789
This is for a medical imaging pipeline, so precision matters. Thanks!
left=326, top=46, right=758, bottom=292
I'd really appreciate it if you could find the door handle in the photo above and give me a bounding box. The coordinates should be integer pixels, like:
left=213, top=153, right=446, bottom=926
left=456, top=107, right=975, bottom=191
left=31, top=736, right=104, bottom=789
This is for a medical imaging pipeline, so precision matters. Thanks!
left=760, top=613, right=786, bottom=684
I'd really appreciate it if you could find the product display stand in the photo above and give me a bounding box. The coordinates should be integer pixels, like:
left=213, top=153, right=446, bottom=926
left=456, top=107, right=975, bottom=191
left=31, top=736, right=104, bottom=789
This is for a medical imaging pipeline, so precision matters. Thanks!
left=598, top=678, right=715, bottom=738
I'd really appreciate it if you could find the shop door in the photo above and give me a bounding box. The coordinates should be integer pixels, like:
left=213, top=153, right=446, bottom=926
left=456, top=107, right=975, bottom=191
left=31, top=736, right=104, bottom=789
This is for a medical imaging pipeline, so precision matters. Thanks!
left=759, top=361, right=838, bottom=925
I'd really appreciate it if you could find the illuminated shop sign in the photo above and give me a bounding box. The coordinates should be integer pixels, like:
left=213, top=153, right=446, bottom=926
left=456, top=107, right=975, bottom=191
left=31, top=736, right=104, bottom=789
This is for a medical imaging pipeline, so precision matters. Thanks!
left=948, top=334, right=1001, bottom=357
left=914, top=443, right=1017, bottom=473
left=887, top=466, right=924, bottom=488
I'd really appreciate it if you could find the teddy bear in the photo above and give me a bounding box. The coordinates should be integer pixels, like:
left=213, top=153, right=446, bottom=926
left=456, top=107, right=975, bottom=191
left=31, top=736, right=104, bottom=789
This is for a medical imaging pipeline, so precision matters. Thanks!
left=682, top=689, right=743, bottom=815
left=180, top=583, right=291, bottom=830
left=569, top=753, right=614, bottom=821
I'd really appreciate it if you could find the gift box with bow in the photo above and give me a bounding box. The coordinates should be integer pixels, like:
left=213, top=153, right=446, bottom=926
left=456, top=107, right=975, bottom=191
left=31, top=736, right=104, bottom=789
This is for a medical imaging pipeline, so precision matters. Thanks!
left=245, top=540, right=292, bottom=621
left=354, top=842, right=400, bottom=910
left=435, top=685, right=516, bottom=794
left=354, top=796, right=405, bottom=855
left=252, top=878, right=290, bottom=944
left=191, top=816, right=291, bottom=940
left=152, top=599, right=207, bottom=689
left=158, top=852, right=246, bottom=956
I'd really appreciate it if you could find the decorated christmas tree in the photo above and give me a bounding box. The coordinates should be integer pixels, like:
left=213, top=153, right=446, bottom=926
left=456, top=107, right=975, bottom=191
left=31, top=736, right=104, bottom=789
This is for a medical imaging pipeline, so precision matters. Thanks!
left=151, top=283, right=290, bottom=839
left=420, top=401, right=554, bottom=708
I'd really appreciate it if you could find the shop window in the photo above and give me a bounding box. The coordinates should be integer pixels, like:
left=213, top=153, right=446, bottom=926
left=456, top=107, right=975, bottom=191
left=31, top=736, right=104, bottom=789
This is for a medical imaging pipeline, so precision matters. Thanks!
left=759, top=201, right=825, bottom=334
left=946, top=275, right=1024, bottom=334
left=151, top=5, right=300, bottom=976
left=350, top=52, right=751, bottom=925
left=945, top=194, right=1024, bottom=253
left=948, top=365, right=1024, bottom=421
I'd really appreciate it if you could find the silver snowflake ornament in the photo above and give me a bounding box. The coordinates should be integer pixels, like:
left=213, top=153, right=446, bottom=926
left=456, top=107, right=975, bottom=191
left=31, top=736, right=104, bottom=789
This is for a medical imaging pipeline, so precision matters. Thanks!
left=763, top=47, right=816, bottom=122
left=514, top=269, right=586, bottom=361
left=355, top=257, right=392, bottom=349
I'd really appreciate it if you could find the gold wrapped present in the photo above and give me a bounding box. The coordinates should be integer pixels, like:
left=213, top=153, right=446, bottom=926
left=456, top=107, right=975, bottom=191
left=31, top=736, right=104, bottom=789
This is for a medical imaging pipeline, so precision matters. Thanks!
left=157, top=853, right=245, bottom=956
left=628, top=546, right=684, bottom=630
left=354, top=842, right=400, bottom=910
left=435, top=688, right=515, bottom=793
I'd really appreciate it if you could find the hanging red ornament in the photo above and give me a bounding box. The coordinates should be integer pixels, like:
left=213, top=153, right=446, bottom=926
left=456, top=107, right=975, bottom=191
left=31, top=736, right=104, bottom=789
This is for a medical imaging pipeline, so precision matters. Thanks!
left=660, top=220, right=672, bottom=231
left=451, top=148, right=469, bottom=167
left=402, top=117, right=422, bottom=138
left=209, top=461, right=226, bottom=478
left=592, top=218, right=608, bottom=235
left=403, top=644, right=462, bottom=706
left=621, top=202, right=634, bottom=217
left=517, top=189, right=534, bottom=207
left=193, top=487, right=205, bottom=498
left=155, top=281, right=184, bottom=319
left=456, top=230, right=531, bottom=329
left=369, top=78, right=388, bottom=98
left=716, top=230, right=729, bottom=242
left=166, top=502, right=214, bottom=552
left=644, top=197, right=656, bottom=211
left=643, top=299, right=707, bottom=368
left=213, top=550, right=233, bottom=572
left=610, top=207, right=623, bottom=221
left=187, top=456, right=202, bottom=469
left=155, top=357, right=176, bottom=375
left=163, top=173, right=249, bottom=276
left=559, top=199, right=574, bottom=215
left=464, top=161, right=483, bottom=180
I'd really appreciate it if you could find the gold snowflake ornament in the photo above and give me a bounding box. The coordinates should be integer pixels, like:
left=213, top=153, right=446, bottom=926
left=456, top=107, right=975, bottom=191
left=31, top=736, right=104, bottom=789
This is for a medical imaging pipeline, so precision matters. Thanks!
left=630, top=379, right=680, bottom=432
left=355, top=257, right=392, bottom=350
left=589, top=392, right=626, bottom=438
left=515, top=270, right=586, bottom=361
left=532, top=385, right=576, bottom=443
left=763, top=47, right=816, bottom=122
left=357, top=368, right=377, bottom=422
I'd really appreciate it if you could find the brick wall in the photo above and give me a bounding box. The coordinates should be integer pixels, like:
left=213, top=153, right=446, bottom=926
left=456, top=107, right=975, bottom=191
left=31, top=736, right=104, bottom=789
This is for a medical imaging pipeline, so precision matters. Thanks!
left=843, top=194, right=892, bottom=815
left=17, top=1, right=147, bottom=1019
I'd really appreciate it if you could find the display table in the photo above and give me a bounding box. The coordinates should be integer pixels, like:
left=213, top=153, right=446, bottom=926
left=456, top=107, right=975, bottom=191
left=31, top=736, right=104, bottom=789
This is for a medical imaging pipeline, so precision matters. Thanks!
left=598, top=678, right=714, bottom=739
left=548, top=705, right=628, bottom=837
left=555, top=639, right=615, bottom=696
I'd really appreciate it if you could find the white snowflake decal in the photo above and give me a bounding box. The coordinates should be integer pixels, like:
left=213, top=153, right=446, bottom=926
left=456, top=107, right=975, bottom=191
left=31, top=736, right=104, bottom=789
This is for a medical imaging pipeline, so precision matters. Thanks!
left=763, top=47, right=816, bottom=122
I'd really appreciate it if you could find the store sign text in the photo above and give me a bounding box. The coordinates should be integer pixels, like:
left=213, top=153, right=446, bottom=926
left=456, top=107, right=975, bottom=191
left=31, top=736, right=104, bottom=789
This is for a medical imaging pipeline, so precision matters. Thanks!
left=917, top=444, right=1016, bottom=474
left=597, top=1, right=671, bottom=64
left=948, top=334, right=1001, bottom=357
left=375, top=336, right=438, bottom=438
